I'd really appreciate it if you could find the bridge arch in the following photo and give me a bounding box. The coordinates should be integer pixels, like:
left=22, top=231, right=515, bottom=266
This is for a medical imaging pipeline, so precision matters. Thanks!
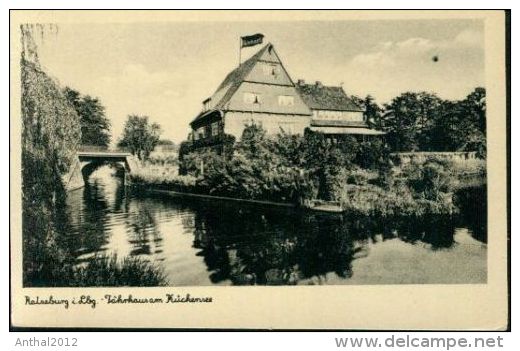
left=63, top=150, right=138, bottom=191
left=81, top=160, right=127, bottom=182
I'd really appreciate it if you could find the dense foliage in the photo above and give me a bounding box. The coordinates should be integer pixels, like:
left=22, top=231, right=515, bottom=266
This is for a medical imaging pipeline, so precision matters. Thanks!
left=125, top=124, right=447, bottom=217
left=352, top=88, right=486, bottom=156
left=118, top=115, right=162, bottom=160
left=178, top=133, right=236, bottom=174
left=21, top=40, right=82, bottom=285
left=160, top=124, right=475, bottom=216
left=63, top=87, right=111, bottom=147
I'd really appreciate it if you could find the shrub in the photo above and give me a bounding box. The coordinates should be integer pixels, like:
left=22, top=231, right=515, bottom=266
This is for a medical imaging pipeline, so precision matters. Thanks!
left=403, top=159, right=456, bottom=201
left=180, top=149, right=226, bottom=177
left=147, top=153, right=178, bottom=166
left=355, top=139, right=390, bottom=170
left=129, top=167, right=197, bottom=192
left=346, top=168, right=377, bottom=186
left=337, top=182, right=454, bottom=217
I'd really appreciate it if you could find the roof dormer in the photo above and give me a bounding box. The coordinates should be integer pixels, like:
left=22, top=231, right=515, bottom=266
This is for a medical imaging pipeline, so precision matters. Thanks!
left=202, top=97, right=212, bottom=112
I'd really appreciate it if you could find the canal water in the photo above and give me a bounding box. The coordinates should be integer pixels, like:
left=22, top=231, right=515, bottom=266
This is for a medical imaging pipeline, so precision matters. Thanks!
left=61, top=166, right=487, bottom=285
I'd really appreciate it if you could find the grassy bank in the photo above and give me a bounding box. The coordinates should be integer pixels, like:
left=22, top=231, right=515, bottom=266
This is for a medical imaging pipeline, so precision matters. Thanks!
left=71, top=255, right=167, bottom=287
left=338, top=183, right=455, bottom=217
left=338, top=158, right=484, bottom=216
left=129, top=158, right=484, bottom=217
left=26, top=253, right=167, bottom=287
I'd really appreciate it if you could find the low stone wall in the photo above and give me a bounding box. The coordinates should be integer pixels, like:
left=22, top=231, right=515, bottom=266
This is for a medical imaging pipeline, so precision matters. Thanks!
left=390, top=152, right=478, bottom=165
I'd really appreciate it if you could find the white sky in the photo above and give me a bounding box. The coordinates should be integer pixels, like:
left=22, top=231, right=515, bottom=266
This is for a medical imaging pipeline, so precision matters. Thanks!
left=35, top=19, right=484, bottom=144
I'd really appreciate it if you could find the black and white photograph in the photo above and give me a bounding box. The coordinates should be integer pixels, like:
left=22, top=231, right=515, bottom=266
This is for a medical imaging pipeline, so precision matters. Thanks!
left=10, top=9, right=508, bottom=330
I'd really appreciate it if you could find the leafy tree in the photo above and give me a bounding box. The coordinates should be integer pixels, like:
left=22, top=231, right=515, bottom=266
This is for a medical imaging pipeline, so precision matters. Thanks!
left=351, top=94, right=384, bottom=130
left=355, top=138, right=390, bottom=170
left=382, top=92, right=443, bottom=152
left=234, top=124, right=280, bottom=198
left=464, top=87, right=486, bottom=134
left=458, top=87, right=486, bottom=156
left=427, top=87, right=486, bottom=156
left=300, top=131, right=358, bottom=200
left=63, top=87, right=111, bottom=147
left=235, top=123, right=272, bottom=162
left=270, top=130, right=304, bottom=167
left=118, top=115, right=161, bottom=160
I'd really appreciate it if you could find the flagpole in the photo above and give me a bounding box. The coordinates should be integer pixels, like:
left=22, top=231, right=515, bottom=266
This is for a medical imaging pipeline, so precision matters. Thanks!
left=238, top=36, right=242, bottom=66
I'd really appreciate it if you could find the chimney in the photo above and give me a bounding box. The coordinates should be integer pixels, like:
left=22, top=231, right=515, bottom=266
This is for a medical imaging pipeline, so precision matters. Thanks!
left=297, top=79, right=305, bottom=86
left=315, top=81, right=323, bottom=88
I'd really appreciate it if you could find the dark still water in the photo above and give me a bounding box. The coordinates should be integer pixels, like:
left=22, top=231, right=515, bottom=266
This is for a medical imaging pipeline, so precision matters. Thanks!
left=62, top=166, right=487, bottom=285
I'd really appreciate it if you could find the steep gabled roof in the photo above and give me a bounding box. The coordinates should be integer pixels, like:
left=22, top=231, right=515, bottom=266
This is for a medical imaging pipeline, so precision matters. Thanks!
left=191, top=44, right=273, bottom=125
left=295, top=83, right=364, bottom=112
left=213, top=44, right=276, bottom=110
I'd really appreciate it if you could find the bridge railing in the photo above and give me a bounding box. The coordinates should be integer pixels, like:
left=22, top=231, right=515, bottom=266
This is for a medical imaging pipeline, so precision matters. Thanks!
left=77, top=145, right=131, bottom=153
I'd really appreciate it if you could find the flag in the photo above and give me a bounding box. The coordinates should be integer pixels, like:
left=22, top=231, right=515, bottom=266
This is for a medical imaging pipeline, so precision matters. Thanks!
left=241, top=33, right=264, bottom=48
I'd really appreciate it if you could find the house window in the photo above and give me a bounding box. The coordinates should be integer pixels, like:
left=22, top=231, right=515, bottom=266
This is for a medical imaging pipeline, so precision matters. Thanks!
left=314, top=110, right=364, bottom=122
left=211, top=122, right=219, bottom=136
left=262, top=63, right=279, bottom=77
left=243, top=92, right=262, bottom=104
left=195, top=127, right=205, bottom=140
left=278, top=95, right=294, bottom=106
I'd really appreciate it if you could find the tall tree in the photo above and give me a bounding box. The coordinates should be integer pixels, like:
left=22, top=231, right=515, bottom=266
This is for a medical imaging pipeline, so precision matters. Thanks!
left=382, top=92, right=442, bottom=152
left=118, top=115, right=161, bottom=160
left=428, top=87, right=486, bottom=156
left=351, top=95, right=384, bottom=130
left=63, top=87, right=111, bottom=147
left=462, top=87, right=486, bottom=135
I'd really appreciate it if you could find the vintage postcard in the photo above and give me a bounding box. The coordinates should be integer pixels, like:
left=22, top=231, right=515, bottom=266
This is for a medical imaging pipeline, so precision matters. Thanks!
left=10, top=10, right=509, bottom=330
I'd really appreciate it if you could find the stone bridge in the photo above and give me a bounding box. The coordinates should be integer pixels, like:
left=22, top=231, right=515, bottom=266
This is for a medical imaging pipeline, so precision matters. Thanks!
left=63, top=149, right=140, bottom=191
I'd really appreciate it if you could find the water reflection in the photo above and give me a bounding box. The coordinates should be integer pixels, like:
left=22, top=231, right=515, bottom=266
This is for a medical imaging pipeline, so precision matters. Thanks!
left=61, top=166, right=487, bottom=286
left=454, top=186, right=487, bottom=243
left=126, top=201, right=163, bottom=257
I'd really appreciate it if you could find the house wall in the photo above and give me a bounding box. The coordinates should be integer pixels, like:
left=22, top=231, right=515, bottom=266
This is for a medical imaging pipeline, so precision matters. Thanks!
left=226, top=82, right=311, bottom=115
left=244, top=61, right=293, bottom=86
left=223, top=111, right=310, bottom=139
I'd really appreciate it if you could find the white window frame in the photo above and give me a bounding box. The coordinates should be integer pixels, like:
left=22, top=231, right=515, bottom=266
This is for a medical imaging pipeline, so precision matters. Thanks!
left=315, top=110, right=365, bottom=122
left=211, top=122, right=219, bottom=136
left=278, top=95, right=295, bottom=106
left=243, top=92, right=262, bottom=104
left=262, top=63, right=280, bottom=76
left=197, top=127, right=205, bottom=139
